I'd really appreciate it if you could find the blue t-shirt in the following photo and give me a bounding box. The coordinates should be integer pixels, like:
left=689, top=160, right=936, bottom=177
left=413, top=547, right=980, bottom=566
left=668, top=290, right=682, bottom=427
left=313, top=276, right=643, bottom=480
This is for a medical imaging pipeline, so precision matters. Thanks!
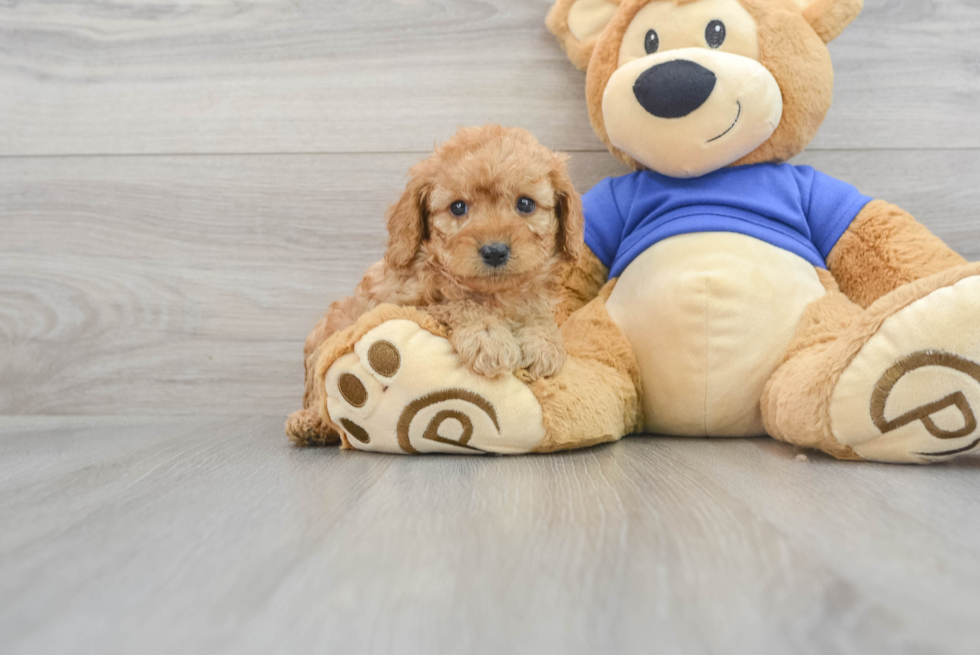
left=583, top=163, right=873, bottom=278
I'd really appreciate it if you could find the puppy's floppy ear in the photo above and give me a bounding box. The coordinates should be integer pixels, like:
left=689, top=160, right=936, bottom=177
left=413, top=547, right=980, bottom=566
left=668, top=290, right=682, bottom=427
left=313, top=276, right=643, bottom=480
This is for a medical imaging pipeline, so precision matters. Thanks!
left=799, top=0, right=863, bottom=43
left=549, top=153, right=584, bottom=261
left=384, top=170, right=431, bottom=270
left=546, top=0, right=620, bottom=71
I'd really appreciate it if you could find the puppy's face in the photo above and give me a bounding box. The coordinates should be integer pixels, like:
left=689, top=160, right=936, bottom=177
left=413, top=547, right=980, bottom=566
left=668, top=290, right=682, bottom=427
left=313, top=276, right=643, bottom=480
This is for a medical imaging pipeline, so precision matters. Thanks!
left=385, top=125, right=583, bottom=293
left=426, top=164, right=559, bottom=292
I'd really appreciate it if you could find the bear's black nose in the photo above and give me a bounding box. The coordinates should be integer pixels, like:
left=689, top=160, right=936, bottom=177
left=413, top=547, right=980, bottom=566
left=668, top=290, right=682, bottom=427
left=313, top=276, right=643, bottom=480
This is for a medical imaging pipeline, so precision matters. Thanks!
left=480, top=243, right=510, bottom=268
left=633, top=60, right=717, bottom=119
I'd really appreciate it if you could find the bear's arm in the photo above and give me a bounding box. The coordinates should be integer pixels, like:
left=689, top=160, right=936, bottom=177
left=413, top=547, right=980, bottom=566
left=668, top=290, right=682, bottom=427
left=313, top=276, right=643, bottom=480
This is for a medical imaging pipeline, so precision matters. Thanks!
left=552, top=174, right=634, bottom=323
left=553, top=247, right=609, bottom=324
left=826, top=199, right=967, bottom=308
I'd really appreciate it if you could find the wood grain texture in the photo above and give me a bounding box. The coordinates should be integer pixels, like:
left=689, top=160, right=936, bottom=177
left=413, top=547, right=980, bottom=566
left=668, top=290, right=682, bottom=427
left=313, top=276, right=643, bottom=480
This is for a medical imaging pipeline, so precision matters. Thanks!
left=1, top=416, right=979, bottom=655
left=2, top=149, right=979, bottom=415
left=1, top=0, right=978, bottom=156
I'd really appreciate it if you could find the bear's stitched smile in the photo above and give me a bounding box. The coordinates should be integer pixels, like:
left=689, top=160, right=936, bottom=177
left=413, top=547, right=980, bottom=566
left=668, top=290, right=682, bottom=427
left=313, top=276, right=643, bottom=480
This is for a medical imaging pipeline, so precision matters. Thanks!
left=707, top=100, right=741, bottom=143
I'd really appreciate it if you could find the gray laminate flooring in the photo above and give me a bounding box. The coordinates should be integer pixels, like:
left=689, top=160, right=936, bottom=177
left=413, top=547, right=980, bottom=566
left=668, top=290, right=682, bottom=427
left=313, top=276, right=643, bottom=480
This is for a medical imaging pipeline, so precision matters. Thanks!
left=4, top=417, right=980, bottom=655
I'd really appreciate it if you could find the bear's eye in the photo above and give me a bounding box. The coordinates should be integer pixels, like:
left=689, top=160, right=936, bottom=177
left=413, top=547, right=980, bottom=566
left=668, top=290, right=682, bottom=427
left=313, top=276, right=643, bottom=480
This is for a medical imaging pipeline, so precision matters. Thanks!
left=644, top=29, right=659, bottom=55
left=706, top=20, right=726, bottom=48
left=450, top=200, right=467, bottom=217
left=516, top=197, right=536, bottom=214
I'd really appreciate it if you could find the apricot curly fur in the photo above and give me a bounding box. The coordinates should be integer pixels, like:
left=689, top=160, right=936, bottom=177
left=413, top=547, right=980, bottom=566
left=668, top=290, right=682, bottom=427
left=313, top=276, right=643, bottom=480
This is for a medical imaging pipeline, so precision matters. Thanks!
left=286, top=124, right=584, bottom=445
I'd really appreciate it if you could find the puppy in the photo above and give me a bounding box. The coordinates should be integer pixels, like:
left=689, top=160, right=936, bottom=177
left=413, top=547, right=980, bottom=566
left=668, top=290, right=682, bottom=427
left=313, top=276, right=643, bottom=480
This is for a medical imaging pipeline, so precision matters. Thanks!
left=287, top=124, right=584, bottom=444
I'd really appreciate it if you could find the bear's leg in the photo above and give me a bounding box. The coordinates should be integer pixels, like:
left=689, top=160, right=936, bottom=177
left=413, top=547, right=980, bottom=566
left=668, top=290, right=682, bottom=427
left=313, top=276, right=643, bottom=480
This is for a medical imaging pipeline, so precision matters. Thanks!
left=762, top=264, right=980, bottom=463
left=313, top=283, right=641, bottom=455
left=530, top=281, right=642, bottom=452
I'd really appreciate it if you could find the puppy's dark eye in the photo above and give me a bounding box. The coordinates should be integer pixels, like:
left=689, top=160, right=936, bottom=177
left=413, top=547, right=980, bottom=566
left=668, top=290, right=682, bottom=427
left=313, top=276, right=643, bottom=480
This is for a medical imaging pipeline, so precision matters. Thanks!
left=644, top=29, right=659, bottom=55
left=516, top=197, right=536, bottom=214
left=450, top=200, right=467, bottom=217
left=706, top=20, right=726, bottom=48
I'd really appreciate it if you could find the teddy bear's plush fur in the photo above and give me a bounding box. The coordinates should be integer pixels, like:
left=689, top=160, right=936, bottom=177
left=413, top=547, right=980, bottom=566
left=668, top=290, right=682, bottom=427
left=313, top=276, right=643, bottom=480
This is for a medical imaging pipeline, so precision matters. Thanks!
left=549, top=0, right=866, bottom=168
left=302, top=0, right=980, bottom=462
left=538, top=0, right=980, bottom=463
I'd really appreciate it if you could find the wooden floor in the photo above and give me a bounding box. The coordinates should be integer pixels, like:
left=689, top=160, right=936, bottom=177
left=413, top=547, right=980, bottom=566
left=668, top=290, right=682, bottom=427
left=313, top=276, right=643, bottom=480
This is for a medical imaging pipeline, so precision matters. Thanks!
left=2, top=1, right=980, bottom=653
left=3, top=417, right=980, bottom=655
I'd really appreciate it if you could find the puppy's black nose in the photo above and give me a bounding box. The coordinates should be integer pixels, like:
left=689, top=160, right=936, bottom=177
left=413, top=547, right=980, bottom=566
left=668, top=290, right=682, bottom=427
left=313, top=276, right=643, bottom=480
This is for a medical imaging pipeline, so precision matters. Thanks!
left=480, top=243, right=510, bottom=268
left=633, top=60, right=717, bottom=119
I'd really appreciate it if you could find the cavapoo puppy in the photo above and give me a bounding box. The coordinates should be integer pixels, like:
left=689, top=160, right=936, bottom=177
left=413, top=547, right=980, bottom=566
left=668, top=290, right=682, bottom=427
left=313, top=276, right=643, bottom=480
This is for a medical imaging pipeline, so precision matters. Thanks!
left=287, top=124, right=584, bottom=444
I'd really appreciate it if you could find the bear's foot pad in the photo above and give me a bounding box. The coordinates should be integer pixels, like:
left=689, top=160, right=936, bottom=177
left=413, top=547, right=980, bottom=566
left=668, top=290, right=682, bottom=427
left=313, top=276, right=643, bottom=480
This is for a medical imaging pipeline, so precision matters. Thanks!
left=831, top=275, right=980, bottom=463
left=325, top=319, right=546, bottom=454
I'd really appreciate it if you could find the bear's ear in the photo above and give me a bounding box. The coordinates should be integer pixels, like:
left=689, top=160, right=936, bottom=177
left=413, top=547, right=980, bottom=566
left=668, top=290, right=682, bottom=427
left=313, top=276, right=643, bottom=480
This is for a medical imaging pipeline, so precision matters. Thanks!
left=546, top=0, right=621, bottom=70
left=797, top=0, right=863, bottom=43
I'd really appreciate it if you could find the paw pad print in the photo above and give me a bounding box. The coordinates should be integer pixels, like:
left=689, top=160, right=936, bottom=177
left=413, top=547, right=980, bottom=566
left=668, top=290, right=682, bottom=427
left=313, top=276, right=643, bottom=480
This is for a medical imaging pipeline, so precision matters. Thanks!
left=367, top=340, right=400, bottom=377
left=324, top=320, right=546, bottom=454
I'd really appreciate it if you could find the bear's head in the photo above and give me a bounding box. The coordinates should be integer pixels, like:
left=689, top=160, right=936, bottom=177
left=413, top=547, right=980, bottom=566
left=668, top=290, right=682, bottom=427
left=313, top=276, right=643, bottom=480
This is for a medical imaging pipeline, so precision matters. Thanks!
left=547, top=0, right=862, bottom=178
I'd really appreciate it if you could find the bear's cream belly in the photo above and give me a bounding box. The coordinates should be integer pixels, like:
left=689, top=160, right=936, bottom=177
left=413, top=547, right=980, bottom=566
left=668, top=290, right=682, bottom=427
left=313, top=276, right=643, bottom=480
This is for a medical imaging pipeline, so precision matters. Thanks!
left=605, top=233, right=826, bottom=437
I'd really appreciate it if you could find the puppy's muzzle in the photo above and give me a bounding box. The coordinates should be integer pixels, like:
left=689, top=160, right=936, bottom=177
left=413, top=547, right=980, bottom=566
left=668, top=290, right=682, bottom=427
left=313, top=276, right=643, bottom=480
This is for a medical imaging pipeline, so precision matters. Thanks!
left=479, top=243, right=510, bottom=268
left=633, top=60, right=717, bottom=119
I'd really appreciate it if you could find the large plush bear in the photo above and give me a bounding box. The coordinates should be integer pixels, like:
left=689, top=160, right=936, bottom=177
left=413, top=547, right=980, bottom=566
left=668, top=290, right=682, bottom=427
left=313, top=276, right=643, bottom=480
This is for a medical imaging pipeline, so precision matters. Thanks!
left=300, top=0, right=980, bottom=463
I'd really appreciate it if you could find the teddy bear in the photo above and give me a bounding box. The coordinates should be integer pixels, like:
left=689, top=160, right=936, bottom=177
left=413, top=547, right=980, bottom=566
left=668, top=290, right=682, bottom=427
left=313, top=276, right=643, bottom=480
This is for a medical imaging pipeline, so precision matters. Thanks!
left=302, top=0, right=980, bottom=464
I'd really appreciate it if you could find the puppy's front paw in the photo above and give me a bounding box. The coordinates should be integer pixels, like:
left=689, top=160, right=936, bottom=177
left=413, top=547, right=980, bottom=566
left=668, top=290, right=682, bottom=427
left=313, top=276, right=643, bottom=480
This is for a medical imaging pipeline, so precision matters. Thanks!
left=524, top=340, right=566, bottom=380
left=519, top=327, right=567, bottom=380
left=453, top=325, right=523, bottom=378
